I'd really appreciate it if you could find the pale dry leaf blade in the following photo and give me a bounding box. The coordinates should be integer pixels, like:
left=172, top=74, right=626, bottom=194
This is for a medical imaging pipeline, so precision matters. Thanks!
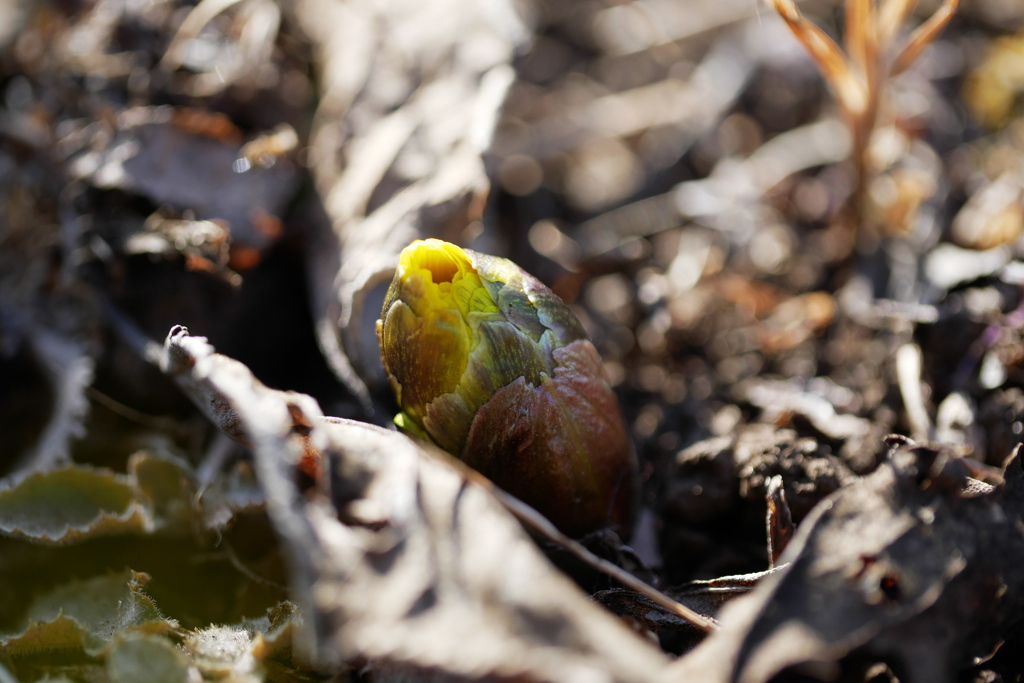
left=878, top=0, right=920, bottom=48
left=158, top=326, right=672, bottom=681
left=769, top=0, right=867, bottom=116
left=892, top=0, right=961, bottom=75
left=295, top=0, right=527, bottom=401
left=309, top=417, right=674, bottom=681
left=466, top=464, right=718, bottom=632
left=845, top=0, right=873, bottom=79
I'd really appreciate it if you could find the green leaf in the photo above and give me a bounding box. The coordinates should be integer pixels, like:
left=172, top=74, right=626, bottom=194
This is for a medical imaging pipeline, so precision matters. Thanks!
left=107, top=635, right=189, bottom=683
left=0, top=453, right=197, bottom=545
left=1, top=570, right=177, bottom=660
left=0, top=466, right=144, bottom=543
left=128, top=451, right=195, bottom=530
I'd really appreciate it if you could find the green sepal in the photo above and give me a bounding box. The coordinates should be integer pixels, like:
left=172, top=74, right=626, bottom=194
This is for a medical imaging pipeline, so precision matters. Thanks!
left=394, top=411, right=432, bottom=443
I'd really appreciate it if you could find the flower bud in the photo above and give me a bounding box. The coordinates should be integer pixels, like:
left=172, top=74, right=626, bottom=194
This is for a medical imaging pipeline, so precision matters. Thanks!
left=377, top=239, right=636, bottom=536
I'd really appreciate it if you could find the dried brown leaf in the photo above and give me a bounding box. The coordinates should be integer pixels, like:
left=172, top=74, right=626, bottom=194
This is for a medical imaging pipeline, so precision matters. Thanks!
left=159, top=326, right=675, bottom=680
left=665, top=441, right=1024, bottom=683
left=69, top=107, right=299, bottom=253
left=294, top=0, right=528, bottom=410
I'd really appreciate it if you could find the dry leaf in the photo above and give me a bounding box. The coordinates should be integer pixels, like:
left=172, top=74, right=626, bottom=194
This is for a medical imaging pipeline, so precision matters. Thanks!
left=666, top=440, right=1024, bottom=683
left=158, top=325, right=672, bottom=680
left=295, top=0, right=528, bottom=410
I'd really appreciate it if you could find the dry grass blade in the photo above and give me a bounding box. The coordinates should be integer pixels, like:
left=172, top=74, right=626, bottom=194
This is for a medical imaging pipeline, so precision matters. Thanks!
left=892, top=0, right=961, bottom=75
left=769, top=0, right=866, bottom=116
left=878, top=0, right=919, bottom=47
left=845, top=0, right=875, bottom=79
left=770, top=0, right=957, bottom=248
left=454, top=461, right=721, bottom=633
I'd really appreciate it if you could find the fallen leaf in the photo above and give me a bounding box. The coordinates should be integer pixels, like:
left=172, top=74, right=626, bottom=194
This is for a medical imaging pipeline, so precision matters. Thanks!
left=295, top=0, right=528, bottom=410
left=159, top=325, right=673, bottom=680
left=666, top=440, right=1024, bottom=683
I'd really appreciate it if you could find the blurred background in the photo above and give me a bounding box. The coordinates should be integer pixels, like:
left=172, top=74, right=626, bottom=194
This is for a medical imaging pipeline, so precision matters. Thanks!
left=3, top=0, right=1024, bottom=676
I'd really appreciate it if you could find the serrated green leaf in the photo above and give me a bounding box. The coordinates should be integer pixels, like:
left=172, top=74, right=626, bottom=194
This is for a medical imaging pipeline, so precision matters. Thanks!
left=1, top=613, right=84, bottom=659
left=107, top=634, right=189, bottom=683
left=0, top=453, right=197, bottom=545
left=128, top=452, right=195, bottom=530
left=0, top=467, right=146, bottom=544
left=1, top=570, right=177, bottom=660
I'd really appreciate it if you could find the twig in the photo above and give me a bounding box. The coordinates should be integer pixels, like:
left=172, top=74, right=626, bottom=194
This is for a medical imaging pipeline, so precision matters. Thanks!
left=896, top=343, right=932, bottom=441
left=427, top=440, right=721, bottom=633
left=86, top=385, right=181, bottom=434
left=224, top=543, right=288, bottom=590
left=892, top=0, right=961, bottom=75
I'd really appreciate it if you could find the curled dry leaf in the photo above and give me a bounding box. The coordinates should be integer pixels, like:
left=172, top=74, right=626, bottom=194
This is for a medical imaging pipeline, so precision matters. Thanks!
left=159, top=326, right=672, bottom=680
left=665, top=439, right=1024, bottom=683
left=294, top=0, right=528, bottom=410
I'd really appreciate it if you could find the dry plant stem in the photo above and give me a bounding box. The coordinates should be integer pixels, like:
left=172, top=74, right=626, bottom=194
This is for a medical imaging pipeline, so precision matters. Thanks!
left=222, top=543, right=288, bottom=590
left=770, top=0, right=865, bottom=117
left=892, top=0, right=960, bottom=75
left=896, top=343, right=931, bottom=441
left=770, top=0, right=959, bottom=243
left=846, top=0, right=877, bottom=91
left=770, top=0, right=872, bottom=241
left=845, top=0, right=881, bottom=236
left=448, top=453, right=720, bottom=633
left=878, top=0, right=919, bottom=47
